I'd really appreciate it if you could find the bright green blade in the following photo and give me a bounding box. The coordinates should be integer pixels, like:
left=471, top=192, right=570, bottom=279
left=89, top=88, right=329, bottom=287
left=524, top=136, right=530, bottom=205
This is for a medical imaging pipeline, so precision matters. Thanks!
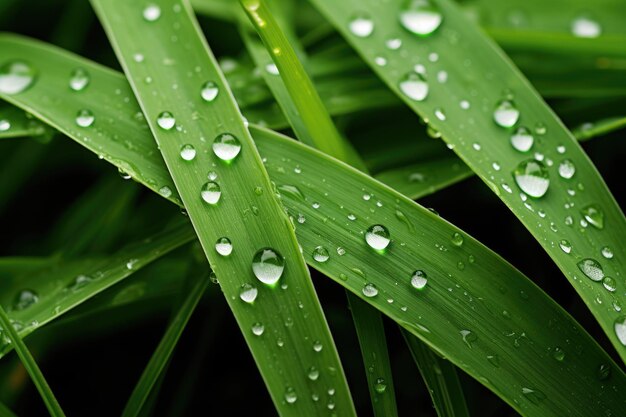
left=121, top=271, right=208, bottom=417
left=0, top=305, right=65, bottom=417
left=0, top=105, right=47, bottom=139
left=402, top=329, right=470, bottom=417
left=2, top=35, right=626, bottom=416
left=87, top=1, right=355, bottom=415
left=308, top=0, right=626, bottom=361
left=573, top=116, right=626, bottom=141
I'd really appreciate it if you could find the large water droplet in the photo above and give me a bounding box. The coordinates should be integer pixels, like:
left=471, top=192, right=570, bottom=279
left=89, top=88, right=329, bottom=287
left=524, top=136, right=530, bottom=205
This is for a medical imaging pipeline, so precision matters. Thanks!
left=410, top=270, right=428, bottom=290
left=312, top=246, right=330, bottom=263
left=201, top=81, right=219, bottom=102
left=252, top=248, right=285, bottom=286
left=349, top=13, right=374, bottom=38
left=398, top=0, right=443, bottom=36
left=201, top=181, right=221, bottom=205
left=513, top=160, right=549, bottom=198
left=510, top=127, right=534, bottom=152
left=603, top=276, right=617, bottom=292
left=558, top=159, right=576, bottom=179
left=251, top=322, right=265, bottom=336
left=577, top=258, right=604, bottom=282
left=374, top=377, right=387, bottom=394
left=75, top=109, right=95, bottom=127
left=601, top=246, right=613, bottom=259
left=581, top=204, right=604, bottom=229
left=215, top=237, right=233, bottom=256
left=12, top=289, right=39, bottom=311
left=179, top=144, right=196, bottom=161
left=284, top=387, right=298, bottom=404
left=365, top=224, right=391, bottom=251
left=398, top=71, right=429, bottom=101
left=558, top=239, right=572, bottom=254
left=143, top=4, right=161, bottom=21
left=213, top=133, right=242, bottom=162
left=239, top=283, right=258, bottom=303
left=157, top=111, right=176, bottom=130
left=615, top=316, right=626, bottom=346
left=307, top=366, right=319, bottom=381
left=0, top=61, right=37, bottom=94
left=493, top=100, right=520, bottom=128
left=571, top=16, right=601, bottom=38
left=69, top=68, right=90, bottom=91
left=362, top=283, right=379, bottom=298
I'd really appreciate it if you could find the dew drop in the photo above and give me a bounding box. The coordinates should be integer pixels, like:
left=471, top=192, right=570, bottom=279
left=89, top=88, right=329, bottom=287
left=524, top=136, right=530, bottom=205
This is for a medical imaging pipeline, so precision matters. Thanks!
left=410, top=270, right=428, bottom=290
left=460, top=329, right=477, bottom=348
left=362, top=283, right=379, bottom=298
left=552, top=347, right=565, bottom=362
left=156, top=111, right=175, bottom=130
left=239, top=283, right=258, bottom=303
left=200, top=181, right=221, bottom=205
left=307, top=366, right=320, bottom=381
left=513, top=160, right=549, bottom=198
left=313, top=340, right=323, bottom=352
left=601, top=246, right=613, bottom=259
left=581, top=204, right=604, bottom=229
left=385, top=38, right=402, bottom=50
left=398, top=0, right=443, bottom=36
left=312, top=246, right=330, bottom=263
left=365, top=224, right=391, bottom=251
left=251, top=322, right=265, bottom=336
left=143, top=4, right=161, bottom=21
left=201, top=81, right=219, bottom=102
left=69, top=68, right=90, bottom=91
left=522, top=387, right=546, bottom=404
left=252, top=248, right=285, bottom=286
left=603, top=276, right=617, bottom=292
left=571, top=16, right=601, bottom=38
left=558, top=159, right=576, bottom=179
left=451, top=232, right=464, bottom=247
left=598, top=363, right=611, bottom=380
left=493, top=100, right=520, bottom=128
left=0, top=61, right=37, bottom=95
left=277, top=184, right=305, bottom=201
left=510, top=127, right=534, bottom=152
left=75, top=109, right=95, bottom=127
left=398, top=71, right=429, bottom=102
left=558, top=239, right=572, bottom=254
left=12, top=289, right=39, bottom=311
left=284, top=387, right=297, bottom=404
left=349, top=13, right=375, bottom=38
left=374, top=378, right=387, bottom=394
left=159, top=186, right=172, bottom=198
left=179, top=144, right=196, bottom=161
left=215, top=237, right=233, bottom=256
left=213, top=133, right=242, bottom=162
left=577, top=258, right=604, bottom=282
left=265, top=63, right=279, bottom=75
left=0, top=120, right=10, bottom=132
left=614, top=316, right=626, bottom=346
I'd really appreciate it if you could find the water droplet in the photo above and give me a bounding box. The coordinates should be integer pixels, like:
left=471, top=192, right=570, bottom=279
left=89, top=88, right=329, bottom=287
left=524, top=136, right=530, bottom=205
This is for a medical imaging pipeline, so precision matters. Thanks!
left=201, top=181, right=221, bottom=205
left=374, top=378, right=387, bottom=393
left=451, top=232, right=464, bottom=247
left=307, top=366, right=320, bottom=381
left=362, top=283, right=379, bottom=298
left=598, top=363, right=611, bottom=380
left=571, top=16, right=601, bottom=38
left=558, top=239, right=572, bottom=254
left=385, top=38, right=402, bottom=50
left=398, top=71, right=429, bottom=101
left=157, top=111, right=175, bottom=130
left=557, top=159, right=576, bottom=179
left=349, top=13, right=374, bottom=37
left=215, top=237, right=233, bottom=256
left=179, top=144, right=196, bottom=161
left=239, top=283, right=258, bottom=303
left=313, top=246, right=330, bottom=263
left=493, top=100, right=520, bottom=128
left=614, top=316, right=626, bottom=345
left=581, top=204, right=604, bottom=229
left=510, top=127, right=534, bottom=152
left=201, top=81, right=219, bottom=102
left=252, top=322, right=265, bottom=336
left=601, top=246, right=613, bottom=259
left=284, top=387, right=297, bottom=404
left=522, top=387, right=546, bottom=404
left=410, top=270, right=428, bottom=290
left=0, top=120, right=10, bottom=131
left=460, top=100, right=470, bottom=109
left=434, top=108, right=446, bottom=121
left=277, top=184, right=305, bottom=201
left=69, top=68, right=89, bottom=91
left=365, top=225, right=391, bottom=251
left=252, top=248, right=284, bottom=286
left=159, top=186, right=172, bottom=198
left=460, top=329, right=477, bottom=348
left=12, top=289, right=39, bottom=311
left=75, top=109, right=95, bottom=128
left=398, top=0, right=443, bottom=36
left=602, top=276, right=617, bottom=292
left=0, top=61, right=37, bottom=94
left=143, top=4, right=161, bottom=21
left=313, top=340, right=323, bottom=352
left=265, top=63, right=279, bottom=75
left=213, top=133, right=242, bottom=162
left=513, top=160, right=549, bottom=198
left=552, top=346, right=565, bottom=361
left=66, top=274, right=93, bottom=291
left=577, top=258, right=604, bottom=282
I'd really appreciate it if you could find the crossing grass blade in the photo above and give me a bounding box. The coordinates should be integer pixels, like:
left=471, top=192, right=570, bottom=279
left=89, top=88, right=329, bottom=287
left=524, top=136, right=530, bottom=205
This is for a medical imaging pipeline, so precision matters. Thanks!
left=87, top=1, right=356, bottom=415
left=0, top=304, right=66, bottom=417
left=0, top=105, right=48, bottom=139
left=0, top=400, right=17, bottom=417
left=402, top=329, right=469, bottom=417
left=2, top=35, right=625, bottom=416
left=308, top=0, right=626, bottom=361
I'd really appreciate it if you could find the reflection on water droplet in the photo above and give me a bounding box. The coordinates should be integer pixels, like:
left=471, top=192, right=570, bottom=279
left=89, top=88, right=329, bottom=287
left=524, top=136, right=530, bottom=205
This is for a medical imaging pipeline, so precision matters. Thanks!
left=614, top=316, right=626, bottom=346
left=0, top=61, right=37, bottom=95
left=143, top=4, right=161, bottom=21
left=581, top=204, right=604, bottom=229
left=284, top=387, right=297, bottom=404
left=374, top=378, right=387, bottom=393
left=12, top=289, right=39, bottom=311
left=410, top=270, right=428, bottom=290
left=493, top=100, right=520, bottom=128
left=159, top=186, right=172, bottom=198
left=307, top=366, right=319, bottom=381
left=558, top=239, right=572, bottom=254
left=252, top=322, right=265, bottom=336
left=313, top=340, right=323, bottom=352
left=522, top=387, right=546, bottom=404
left=201, top=181, right=221, bottom=205
left=603, top=276, right=616, bottom=292
left=601, top=246, right=613, bottom=259
left=157, top=111, right=175, bottom=130
left=69, top=68, right=90, bottom=91
left=312, top=246, right=330, bottom=263
left=277, top=184, right=305, bottom=201
left=365, top=225, right=391, bottom=251
left=239, top=283, right=258, bottom=303
left=215, top=237, right=233, bottom=256
left=571, top=16, right=601, bottom=38
left=252, top=248, right=285, bottom=286
left=577, top=258, right=604, bottom=282
left=179, top=144, right=196, bottom=161
left=513, top=160, right=550, bottom=198
left=510, top=127, right=533, bottom=152
left=349, top=13, right=375, bottom=38
left=552, top=346, right=565, bottom=361
left=451, top=232, right=464, bottom=247
left=398, top=71, right=429, bottom=101
left=399, top=0, right=443, bottom=36
left=460, top=329, right=477, bottom=348
left=75, top=109, right=95, bottom=127
left=558, top=159, right=576, bottom=179
left=201, top=81, right=219, bottom=102
left=362, top=283, right=379, bottom=298
left=213, top=133, right=242, bottom=162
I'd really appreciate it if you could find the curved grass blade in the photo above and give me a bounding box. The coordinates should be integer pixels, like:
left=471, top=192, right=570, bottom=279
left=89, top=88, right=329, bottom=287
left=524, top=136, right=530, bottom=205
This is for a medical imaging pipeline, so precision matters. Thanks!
left=0, top=305, right=65, bottom=417
left=121, top=271, right=208, bottom=417
left=0, top=105, right=47, bottom=139
left=402, top=329, right=469, bottom=417
left=573, top=116, right=626, bottom=141
left=308, top=0, right=626, bottom=361
left=0, top=401, right=17, bottom=417
left=2, top=34, right=626, bottom=416
left=87, top=1, right=356, bottom=415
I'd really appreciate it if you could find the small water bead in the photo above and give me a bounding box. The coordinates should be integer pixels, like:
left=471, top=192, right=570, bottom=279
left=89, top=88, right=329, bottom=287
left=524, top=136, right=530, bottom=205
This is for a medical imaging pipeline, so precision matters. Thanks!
left=200, top=81, right=219, bottom=102
left=598, top=363, right=612, bottom=380
left=252, top=248, right=285, bottom=286
left=601, top=246, right=613, bottom=259
left=577, top=258, right=604, bottom=282
left=362, top=283, right=379, bottom=298
left=552, top=347, right=565, bottom=362
left=69, top=68, right=90, bottom=91
left=603, top=276, right=617, bottom=292
left=312, top=246, right=330, bottom=263
left=213, top=133, right=242, bottom=162
left=374, top=56, right=387, bottom=67
left=156, top=111, right=176, bottom=130
left=365, top=224, right=391, bottom=251
left=75, top=109, right=95, bottom=127
left=522, top=387, right=546, bottom=405
left=159, top=186, right=172, bottom=198
left=133, top=53, right=145, bottom=63
left=201, top=181, right=221, bottom=205
left=571, top=16, right=601, bottom=38
left=581, top=204, right=604, bottom=229
left=297, top=214, right=306, bottom=224
left=143, top=4, right=161, bottom=21
left=239, top=283, right=258, bottom=303
left=510, top=127, right=534, bottom=152
left=436, top=70, right=448, bottom=83
left=251, top=322, right=265, bottom=336
left=215, top=237, right=233, bottom=256
left=398, top=71, right=429, bottom=101
left=460, top=329, right=477, bottom=348
left=493, top=100, right=520, bottom=128
left=558, top=239, right=572, bottom=254
left=336, top=247, right=346, bottom=256
left=265, top=63, right=279, bottom=75
left=0, top=120, right=10, bottom=131
left=277, top=184, right=305, bottom=201
left=313, top=340, right=323, bottom=352
left=399, top=0, right=443, bottom=36
left=307, top=366, right=320, bottom=381
left=385, top=38, right=402, bottom=50
left=615, top=316, right=626, bottom=346
left=12, top=289, right=39, bottom=311
left=410, top=270, right=428, bottom=290
left=0, top=61, right=37, bottom=94
left=513, top=160, right=550, bottom=198
left=451, top=232, right=464, bottom=247
left=460, top=100, right=470, bottom=109
left=558, top=159, right=576, bottom=179
left=349, top=13, right=375, bottom=38
left=179, top=144, right=196, bottom=161
left=434, top=108, right=446, bottom=121
left=347, top=213, right=357, bottom=221
left=374, top=378, right=387, bottom=394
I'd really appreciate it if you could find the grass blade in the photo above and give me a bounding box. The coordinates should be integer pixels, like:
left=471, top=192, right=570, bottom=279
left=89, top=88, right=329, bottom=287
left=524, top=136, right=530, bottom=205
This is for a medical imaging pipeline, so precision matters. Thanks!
left=308, top=0, right=626, bottom=361
left=0, top=105, right=47, bottom=139
left=0, top=305, right=65, bottom=417
left=2, top=34, right=626, bottom=416
left=0, top=401, right=17, bottom=417
left=402, top=329, right=469, bottom=417
left=121, top=272, right=208, bottom=417
left=88, top=1, right=356, bottom=415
